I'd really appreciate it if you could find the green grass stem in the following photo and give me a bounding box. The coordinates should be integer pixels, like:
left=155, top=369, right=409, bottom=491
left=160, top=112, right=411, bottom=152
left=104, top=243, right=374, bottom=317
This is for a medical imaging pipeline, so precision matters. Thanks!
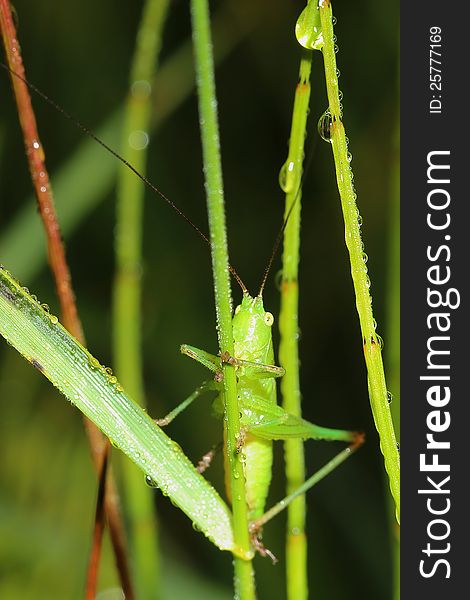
left=190, top=0, right=255, bottom=597
left=113, top=1, right=170, bottom=597
left=319, top=1, right=400, bottom=521
left=278, top=51, right=313, bottom=600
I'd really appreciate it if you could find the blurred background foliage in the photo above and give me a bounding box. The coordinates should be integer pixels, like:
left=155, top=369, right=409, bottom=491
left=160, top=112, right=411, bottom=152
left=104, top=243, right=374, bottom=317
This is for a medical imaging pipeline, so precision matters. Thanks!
left=0, top=0, right=399, bottom=598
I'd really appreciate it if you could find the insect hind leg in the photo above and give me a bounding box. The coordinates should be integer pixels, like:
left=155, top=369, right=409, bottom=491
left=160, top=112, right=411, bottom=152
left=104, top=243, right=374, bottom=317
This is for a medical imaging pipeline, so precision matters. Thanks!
left=250, top=433, right=365, bottom=531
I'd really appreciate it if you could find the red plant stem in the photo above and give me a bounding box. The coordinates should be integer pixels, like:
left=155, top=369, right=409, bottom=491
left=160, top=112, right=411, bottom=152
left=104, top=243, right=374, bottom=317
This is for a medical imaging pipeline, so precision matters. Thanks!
left=85, top=441, right=110, bottom=600
left=0, top=3, right=133, bottom=598
left=0, top=7, right=82, bottom=340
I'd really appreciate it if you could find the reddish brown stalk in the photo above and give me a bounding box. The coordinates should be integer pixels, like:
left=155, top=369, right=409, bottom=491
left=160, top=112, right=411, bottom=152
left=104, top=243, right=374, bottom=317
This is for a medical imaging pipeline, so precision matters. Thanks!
left=0, top=3, right=133, bottom=598
left=85, top=440, right=110, bottom=600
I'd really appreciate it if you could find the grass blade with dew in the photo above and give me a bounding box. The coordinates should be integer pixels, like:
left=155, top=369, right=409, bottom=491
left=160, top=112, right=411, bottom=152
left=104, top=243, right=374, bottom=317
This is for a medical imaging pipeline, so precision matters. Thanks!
left=190, top=0, right=256, bottom=597
left=0, top=266, right=243, bottom=558
left=385, top=105, right=400, bottom=599
left=113, top=0, right=170, bottom=596
left=317, top=0, right=400, bottom=521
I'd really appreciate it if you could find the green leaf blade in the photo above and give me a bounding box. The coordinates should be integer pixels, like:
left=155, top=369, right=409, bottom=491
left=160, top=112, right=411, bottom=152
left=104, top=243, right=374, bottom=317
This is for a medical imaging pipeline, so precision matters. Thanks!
left=0, top=266, right=236, bottom=554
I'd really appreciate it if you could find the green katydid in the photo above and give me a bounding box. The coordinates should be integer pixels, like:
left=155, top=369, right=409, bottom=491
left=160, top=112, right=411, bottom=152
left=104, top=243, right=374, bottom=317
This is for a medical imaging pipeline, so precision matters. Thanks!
left=157, top=286, right=362, bottom=553
left=0, top=61, right=364, bottom=558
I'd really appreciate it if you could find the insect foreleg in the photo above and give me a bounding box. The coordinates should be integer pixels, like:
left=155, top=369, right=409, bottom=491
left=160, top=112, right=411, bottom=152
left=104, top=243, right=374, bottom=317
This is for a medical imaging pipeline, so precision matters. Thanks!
left=221, top=353, right=285, bottom=379
left=180, top=343, right=222, bottom=376
left=155, top=379, right=219, bottom=426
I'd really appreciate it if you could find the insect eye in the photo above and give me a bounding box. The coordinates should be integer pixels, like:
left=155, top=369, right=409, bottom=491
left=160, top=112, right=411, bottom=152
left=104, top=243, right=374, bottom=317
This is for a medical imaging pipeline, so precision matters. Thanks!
left=264, top=312, right=274, bottom=326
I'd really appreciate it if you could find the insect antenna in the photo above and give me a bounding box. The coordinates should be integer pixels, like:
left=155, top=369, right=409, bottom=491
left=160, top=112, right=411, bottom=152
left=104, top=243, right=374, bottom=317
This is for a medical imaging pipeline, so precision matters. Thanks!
left=229, top=265, right=248, bottom=295
left=2, top=62, right=252, bottom=298
left=1, top=61, right=212, bottom=246
left=258, top=142, right=317, bottom=297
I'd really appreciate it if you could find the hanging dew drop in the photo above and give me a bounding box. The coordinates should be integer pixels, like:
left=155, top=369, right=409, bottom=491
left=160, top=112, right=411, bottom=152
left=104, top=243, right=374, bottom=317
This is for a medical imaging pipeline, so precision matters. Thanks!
left=317, top=109, right=333, bottom=143
left=128, top=130, right=149, bottom=150
left=278, top=159, right=296, bottom=193
left=145, top=474, right=158, bottom=488
left=387, top=391, right=393, bottom=404
left=295, top=0, right=324, bottom=50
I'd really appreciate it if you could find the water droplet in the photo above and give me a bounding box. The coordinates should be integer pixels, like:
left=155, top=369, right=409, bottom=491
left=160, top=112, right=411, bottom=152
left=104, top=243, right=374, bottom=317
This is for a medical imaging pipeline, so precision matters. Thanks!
left=295, top=0, right=323, bottom=50
left=145, top=474, right=158, bottom=488
left=376, top=334, right=384, bottom=349
left=234, top=471, right=240, bottom=479
left=49, top=314, right=59, bottom=325
left=41, top=303, right=50, bottom=313
left=128, top=130, right=149, bottom=150
left=278, top=158, right=296, bottom=193
left=387, top=391, right=393, bottom=404
left=131, top=79, right=152, bottom=99
left=317, top=109, right=333, bottom=143
left=88, top=356, right=100, bottom=370
left=362, top=252, right=368, bottom=263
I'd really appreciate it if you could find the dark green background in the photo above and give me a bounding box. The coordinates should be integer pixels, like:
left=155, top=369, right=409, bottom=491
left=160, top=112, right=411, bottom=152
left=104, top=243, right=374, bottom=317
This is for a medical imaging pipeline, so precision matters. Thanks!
left=0, top=0, right=399, bottom=598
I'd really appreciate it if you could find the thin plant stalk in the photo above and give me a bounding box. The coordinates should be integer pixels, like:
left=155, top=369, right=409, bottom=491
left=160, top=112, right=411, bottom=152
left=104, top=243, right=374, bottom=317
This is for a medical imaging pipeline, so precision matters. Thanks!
left=113, top=0, right=170, bottom=596
left=190, top=0, right=255, bottom=597
left=319, top=1, right=400, bottom=520
left=85, top=441, right=110, bottom=600
left=278, top=51, right=313, bottom=600
left=0, top=3, right=133, bottom=595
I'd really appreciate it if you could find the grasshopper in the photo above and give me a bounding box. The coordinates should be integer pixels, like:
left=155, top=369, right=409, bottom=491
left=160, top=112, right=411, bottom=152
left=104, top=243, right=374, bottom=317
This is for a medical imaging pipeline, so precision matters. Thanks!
left=157, top=288, right=361, bottom=533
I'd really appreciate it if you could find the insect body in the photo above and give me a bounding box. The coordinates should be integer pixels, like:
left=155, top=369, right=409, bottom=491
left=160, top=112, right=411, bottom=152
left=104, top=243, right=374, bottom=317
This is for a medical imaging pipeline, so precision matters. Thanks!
left=177, top=292, right=358, bottom=524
